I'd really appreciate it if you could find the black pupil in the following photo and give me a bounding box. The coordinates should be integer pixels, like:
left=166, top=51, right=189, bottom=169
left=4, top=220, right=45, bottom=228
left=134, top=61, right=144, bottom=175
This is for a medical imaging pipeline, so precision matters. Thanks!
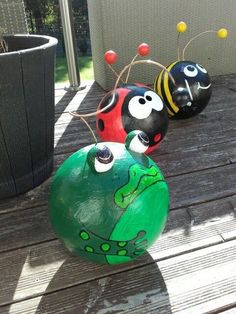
left=146, top=95, right=152, bottom=101
left=187, top=66, right=195, bottom=72
left=96, top=146, right=113, bottom=164
left=139, top=98, right=146, bottom=105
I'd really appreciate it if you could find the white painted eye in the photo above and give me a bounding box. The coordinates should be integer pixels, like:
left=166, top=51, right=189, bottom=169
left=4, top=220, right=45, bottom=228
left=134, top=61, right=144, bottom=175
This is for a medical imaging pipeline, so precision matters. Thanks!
left=196, top=64, right=207, bottom=74
left=128, top=96, right=152, bottom=119
left=94, top=145, right=114, bottom=173
left=127, top=130, right=149, bottom=153
left=144, top=90, right=163, bottom=111
left=184, top=65, right=198, bottom=77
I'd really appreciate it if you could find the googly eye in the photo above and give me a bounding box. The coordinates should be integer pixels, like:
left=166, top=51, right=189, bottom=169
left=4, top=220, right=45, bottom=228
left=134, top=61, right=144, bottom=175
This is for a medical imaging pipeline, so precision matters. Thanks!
left=183, top=65, right=198, bottom=77
left=196, top=64, right=207, bottom=74
left=88, top=145, right=114, bottom=173
left=144, top=90, right=163, bottom=111
left=128, top=96, right=152, bottom=119
left=125, top=130, right=149, bottom=154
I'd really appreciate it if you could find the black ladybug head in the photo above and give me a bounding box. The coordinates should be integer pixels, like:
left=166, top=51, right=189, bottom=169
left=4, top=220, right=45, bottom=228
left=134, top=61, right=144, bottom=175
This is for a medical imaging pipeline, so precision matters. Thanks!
left=169, top=61, right=212, bottom=118
left=121, top=85, right=169, bottom=147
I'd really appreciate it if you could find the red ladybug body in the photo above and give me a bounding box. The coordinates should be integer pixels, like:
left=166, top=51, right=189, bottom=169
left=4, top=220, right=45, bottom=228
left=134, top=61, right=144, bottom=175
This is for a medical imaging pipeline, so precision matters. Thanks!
left=96, top=84, right=169, bottom=154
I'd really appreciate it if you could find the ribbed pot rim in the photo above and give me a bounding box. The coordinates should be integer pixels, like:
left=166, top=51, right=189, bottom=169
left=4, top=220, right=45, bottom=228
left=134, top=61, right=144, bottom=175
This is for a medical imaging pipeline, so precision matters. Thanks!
left=0, top=34, right=58, bottom=56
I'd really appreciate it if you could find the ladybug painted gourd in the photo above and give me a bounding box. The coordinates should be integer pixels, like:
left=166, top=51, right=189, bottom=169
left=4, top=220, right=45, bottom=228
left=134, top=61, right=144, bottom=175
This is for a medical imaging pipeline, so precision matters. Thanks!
left=96, top=84, right=169, bottom=154
left=96, top=44, right=174, bottom=154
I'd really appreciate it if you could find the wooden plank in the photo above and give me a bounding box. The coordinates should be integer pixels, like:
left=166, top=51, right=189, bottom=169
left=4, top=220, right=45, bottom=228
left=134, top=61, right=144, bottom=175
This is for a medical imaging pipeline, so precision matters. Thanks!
left=0, top=180, right=49, bottom=214
left=54, top=90, right=77, bottom=123
left=219, top=308, right=236, bottom=314
left=157, top=140, right=235, bottom=177
left=167, top=163, right=236, bottom=209
left=55, top=83, right=104, bottom=114
left=204, top=85, right=236, bottom=113
left=53, top=106, right=236, bottom=156
left=1, top=193, right=235, bottom=256
left=1, top=240, right=236, bottom=314
left=54, top=100, right=236, bottom=129
left=0, top=193, right=230, bottom=254
left=54, top=122, right=236, bottom=157
left=157, top=240, right=236, bottom=314
left=52, top=77, right=236, bottom=156
left=53, top=76, right=236, bottom=115
left=0, top=205, right=53, bottom=253
left=1, top=194, right=236, bottom=306
left=187, top=194, right=236, bottom=241
left=0, top=145, right=235, bottom=216
left=52, top=139, right=236, bottom=178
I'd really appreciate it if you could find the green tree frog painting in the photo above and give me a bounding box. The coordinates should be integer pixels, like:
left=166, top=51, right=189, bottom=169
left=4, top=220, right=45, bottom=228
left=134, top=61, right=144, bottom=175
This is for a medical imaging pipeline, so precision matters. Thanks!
left=49, top=131, right=169, bottom=264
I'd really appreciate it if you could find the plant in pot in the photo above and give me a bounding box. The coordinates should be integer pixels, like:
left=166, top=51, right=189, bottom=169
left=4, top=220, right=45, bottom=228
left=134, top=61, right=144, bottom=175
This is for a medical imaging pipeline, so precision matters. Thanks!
left=0, top=29, right=57, bottom=199
left=0, top=29, right=8, bottom=53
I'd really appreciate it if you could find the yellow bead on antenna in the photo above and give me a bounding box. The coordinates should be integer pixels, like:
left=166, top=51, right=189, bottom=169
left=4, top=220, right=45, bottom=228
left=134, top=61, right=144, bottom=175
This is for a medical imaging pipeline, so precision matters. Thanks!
left=176, top=21, right=187, bottom=33
left=217, top=28, right=228, bottom=39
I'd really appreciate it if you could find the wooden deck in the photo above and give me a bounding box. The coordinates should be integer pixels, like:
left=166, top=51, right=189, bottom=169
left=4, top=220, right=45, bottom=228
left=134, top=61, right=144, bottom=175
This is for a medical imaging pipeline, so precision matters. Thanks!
left=0, top=75, right=236, bottom=313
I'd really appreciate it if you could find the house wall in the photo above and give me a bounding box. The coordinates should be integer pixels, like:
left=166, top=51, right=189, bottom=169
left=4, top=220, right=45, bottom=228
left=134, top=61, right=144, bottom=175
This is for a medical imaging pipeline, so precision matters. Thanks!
left=88, top=0, right=236, bottom=90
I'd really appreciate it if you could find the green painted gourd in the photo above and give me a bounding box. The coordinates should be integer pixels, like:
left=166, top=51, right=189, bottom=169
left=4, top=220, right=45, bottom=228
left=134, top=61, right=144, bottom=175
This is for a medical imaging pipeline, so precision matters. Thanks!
left=48, top=131, right=169, bottom=264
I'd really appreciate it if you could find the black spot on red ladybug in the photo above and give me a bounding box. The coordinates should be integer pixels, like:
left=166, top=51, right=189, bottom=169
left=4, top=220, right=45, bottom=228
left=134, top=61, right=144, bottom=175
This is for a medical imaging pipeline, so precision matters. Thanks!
left=99, top=91, right=119, bottom=113
left=98, top=119, right=105, bottom=131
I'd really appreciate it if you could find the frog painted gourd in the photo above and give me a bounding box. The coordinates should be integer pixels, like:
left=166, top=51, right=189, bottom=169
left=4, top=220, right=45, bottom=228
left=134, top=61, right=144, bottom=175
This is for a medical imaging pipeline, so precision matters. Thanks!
left=48, top=131, right=169, bottom=265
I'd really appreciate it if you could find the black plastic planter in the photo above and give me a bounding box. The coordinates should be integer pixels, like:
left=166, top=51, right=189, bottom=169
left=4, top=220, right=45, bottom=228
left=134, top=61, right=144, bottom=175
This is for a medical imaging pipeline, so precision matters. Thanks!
left=0, top=35, right=57, bottom=199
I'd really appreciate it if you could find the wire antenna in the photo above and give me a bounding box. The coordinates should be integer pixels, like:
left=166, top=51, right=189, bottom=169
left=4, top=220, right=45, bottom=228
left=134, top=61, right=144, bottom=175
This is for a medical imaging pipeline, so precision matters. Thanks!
left=182, top=28, right=228, bottom=60
left=69, top=113, right=98, bottom=144
left=176, top=22, right=187, bottom=61
left=125, top=43, right=150, bottom=83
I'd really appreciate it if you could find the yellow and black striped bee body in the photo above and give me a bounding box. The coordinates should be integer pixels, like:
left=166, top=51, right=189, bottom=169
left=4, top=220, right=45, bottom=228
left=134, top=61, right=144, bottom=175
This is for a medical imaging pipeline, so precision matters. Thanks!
left=154, top=61, right=212, bottom=119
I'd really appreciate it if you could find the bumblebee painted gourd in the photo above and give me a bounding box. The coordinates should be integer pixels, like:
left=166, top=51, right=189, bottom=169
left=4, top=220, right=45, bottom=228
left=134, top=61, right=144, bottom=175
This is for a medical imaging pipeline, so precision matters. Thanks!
left=96, top=84, right=169, bottom=154
left=48, top=131, right=169, bottom=265
left=155, top=61, right=212, bottom=119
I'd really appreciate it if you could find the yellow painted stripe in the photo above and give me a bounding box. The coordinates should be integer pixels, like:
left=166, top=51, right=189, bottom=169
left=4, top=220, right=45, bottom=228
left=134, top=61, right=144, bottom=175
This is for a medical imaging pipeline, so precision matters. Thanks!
left=164, top=62, right=179, bottom=113
left=156, top=70, right=174, bottom=117
left=166, top=105, right=175, bottom=116
left=165, top=103, right=174, bottom=117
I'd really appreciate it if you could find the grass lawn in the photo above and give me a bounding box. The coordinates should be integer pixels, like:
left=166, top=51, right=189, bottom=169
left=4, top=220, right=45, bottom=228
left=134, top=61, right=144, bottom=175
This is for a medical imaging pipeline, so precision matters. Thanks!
left=55, top=55, right=94, bottom=83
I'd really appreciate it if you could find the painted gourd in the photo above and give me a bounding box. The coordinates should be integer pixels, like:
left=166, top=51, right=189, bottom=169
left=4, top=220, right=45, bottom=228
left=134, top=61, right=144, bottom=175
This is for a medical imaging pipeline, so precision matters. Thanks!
left=155, top=61, right=212, bottom=119
left=48, top=131, right=169, bottom=265
left=154, top=22, right=228, bottom=119
left=96, top=84, right=169, bottom=154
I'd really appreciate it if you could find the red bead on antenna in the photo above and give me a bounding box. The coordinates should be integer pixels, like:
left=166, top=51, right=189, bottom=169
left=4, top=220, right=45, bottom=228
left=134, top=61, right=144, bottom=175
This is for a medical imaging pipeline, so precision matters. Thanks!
left=138, top=43, right=150, bottom=56
left=104, top=50, right=118, bottom=64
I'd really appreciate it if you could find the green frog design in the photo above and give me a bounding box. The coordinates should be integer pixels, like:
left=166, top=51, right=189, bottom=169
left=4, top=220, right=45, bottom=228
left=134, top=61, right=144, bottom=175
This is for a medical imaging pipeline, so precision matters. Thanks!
left=49, top=131, right=169, bottom=264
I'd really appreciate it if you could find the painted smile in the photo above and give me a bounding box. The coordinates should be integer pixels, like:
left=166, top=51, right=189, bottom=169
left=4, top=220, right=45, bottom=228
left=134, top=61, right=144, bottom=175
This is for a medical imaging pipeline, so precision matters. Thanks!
left=197, top=82, right=211, bottom=90
left=115, top=164, right=164, bottom=209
